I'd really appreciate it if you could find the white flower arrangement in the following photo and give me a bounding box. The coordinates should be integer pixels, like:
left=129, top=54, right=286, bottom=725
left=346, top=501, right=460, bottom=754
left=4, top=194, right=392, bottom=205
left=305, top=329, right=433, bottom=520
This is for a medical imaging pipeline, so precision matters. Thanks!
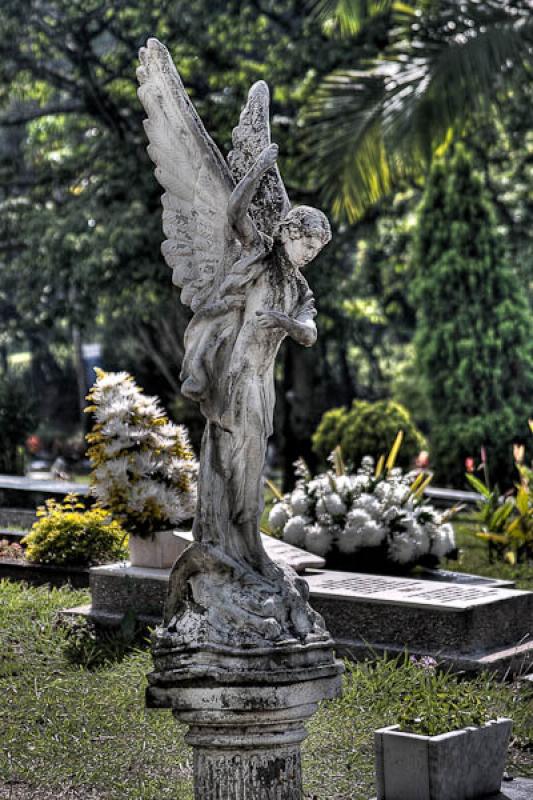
left=86, top=369, right=197, bottom=538
left=268, top=434, right=456, bottom=570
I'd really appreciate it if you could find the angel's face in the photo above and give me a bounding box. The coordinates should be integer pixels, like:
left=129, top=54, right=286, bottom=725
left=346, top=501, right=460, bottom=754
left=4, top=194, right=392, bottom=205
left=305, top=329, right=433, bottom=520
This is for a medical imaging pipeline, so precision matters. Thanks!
left=282, top=230, right=325, bottom=269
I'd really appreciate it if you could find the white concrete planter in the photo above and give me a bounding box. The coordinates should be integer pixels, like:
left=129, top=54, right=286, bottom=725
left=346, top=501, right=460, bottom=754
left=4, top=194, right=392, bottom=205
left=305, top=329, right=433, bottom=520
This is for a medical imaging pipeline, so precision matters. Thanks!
left=128, top=529, right=191, bottom=569
left=375, top=718, right=512, bottom=800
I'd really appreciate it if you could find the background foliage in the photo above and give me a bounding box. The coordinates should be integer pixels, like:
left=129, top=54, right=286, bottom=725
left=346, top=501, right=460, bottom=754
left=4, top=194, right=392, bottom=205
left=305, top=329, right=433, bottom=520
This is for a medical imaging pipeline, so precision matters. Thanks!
left=0, top=0, right=531, bottom=488
left=411, top=145, right=533, bottom=486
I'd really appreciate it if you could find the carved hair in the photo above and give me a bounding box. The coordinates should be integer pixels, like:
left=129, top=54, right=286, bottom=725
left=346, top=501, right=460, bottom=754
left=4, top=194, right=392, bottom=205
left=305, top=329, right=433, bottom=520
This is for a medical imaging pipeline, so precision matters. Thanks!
left=276, top=205, right=332, bottom=244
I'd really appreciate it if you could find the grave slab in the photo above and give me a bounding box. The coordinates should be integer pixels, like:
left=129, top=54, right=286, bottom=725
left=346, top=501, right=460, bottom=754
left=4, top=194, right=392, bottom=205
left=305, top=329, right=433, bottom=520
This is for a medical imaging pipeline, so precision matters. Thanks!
left=66, top=561, right=533, bottom=675
left=306, top=570, right=533, bottom=674
left=71, top=532, right=325, bottom=623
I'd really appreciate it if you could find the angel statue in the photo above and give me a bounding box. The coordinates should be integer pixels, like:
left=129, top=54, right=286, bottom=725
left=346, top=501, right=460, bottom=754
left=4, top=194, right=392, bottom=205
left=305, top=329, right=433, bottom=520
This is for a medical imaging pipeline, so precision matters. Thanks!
left=137, top=39, right=334, bottom=658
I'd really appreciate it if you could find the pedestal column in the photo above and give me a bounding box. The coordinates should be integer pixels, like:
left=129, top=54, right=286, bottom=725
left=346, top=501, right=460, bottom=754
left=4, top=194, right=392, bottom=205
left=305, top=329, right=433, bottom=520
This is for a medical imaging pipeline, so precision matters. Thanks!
left=149, top=674, right=342, bottom=800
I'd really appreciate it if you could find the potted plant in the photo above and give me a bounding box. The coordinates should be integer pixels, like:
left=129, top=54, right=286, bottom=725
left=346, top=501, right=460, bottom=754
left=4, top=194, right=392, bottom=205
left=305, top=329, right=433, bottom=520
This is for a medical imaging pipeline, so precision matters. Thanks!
left=374, top=656, right=512, bottom=800
left=267, top=434, right=457, bottom=574
left=86, top=370, right=197, bottom=568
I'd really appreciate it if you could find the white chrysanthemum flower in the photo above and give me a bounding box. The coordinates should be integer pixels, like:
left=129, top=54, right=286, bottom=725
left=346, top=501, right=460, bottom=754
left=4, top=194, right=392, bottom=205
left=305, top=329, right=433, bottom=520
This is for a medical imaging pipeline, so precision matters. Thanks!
left=357, top=493, right=381, bottom=518
left=315, top=498, right=334, bottom=525
left=333, top=475, right=351, bottom=496
left=136, top=398, right=164, bottom=418
left=388, top=532, right=418, bottom=564
left=350, top=474, right=370, bottom=494
left=374, top=482, right=391, bottom=502
left=290, top=488, right=310, bottom=516
left=345, top=508, right=372, bottom=532
left=94, top=371, right=131, bottom=390
left=405, top=520, right=430, bottom=556
left=359, top=520, right=386, bottom=548
left=382, top=505, right=401, bottom=524
left=390, top=485, right=410, bottom=505
left=283, top=515, right=308, bottom=547
left=307, top=476, right=330, bottom=496
left=87, top=370, right=197, bottom=534
left=322, top=492, right=347, bottom=518
left=268, top=502, right=291, bottom=532
left=304, top=524, right=332, bottom=556
left=431, top=524, right=455, bottom=557
left=360, top=455, right=374, bottom=472
left=337, top=525, right=362, bottom=554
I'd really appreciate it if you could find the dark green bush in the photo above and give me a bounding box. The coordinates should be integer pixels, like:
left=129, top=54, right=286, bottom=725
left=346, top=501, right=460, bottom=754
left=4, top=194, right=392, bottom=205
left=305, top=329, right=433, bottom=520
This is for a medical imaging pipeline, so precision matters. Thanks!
left=312, top=399, right=426, bottom=470
left=0, top=372, right=35, bottom=474
left=411, top=145, right=533, bottom=486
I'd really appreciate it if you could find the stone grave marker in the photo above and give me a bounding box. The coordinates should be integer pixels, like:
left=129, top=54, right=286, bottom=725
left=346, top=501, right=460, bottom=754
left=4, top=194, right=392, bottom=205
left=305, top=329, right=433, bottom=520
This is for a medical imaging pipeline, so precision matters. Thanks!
left=306, top=569, right=533, bottom=673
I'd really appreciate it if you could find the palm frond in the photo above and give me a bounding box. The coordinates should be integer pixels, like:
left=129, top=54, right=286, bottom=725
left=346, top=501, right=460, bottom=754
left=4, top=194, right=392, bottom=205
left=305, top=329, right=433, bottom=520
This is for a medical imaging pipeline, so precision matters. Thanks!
left=305, top=70, right=402, bottom=221
left=383, top=8, right=533, bottom=164
left=308, top=0, right=397, bottom=34
left=306, top=0, right=533, bottom=220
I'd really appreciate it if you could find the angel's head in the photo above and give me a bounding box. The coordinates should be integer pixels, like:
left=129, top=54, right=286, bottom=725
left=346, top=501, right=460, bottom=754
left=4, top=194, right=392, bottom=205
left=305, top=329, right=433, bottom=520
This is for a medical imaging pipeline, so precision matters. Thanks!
left=277, top=206, right=331, bottom=269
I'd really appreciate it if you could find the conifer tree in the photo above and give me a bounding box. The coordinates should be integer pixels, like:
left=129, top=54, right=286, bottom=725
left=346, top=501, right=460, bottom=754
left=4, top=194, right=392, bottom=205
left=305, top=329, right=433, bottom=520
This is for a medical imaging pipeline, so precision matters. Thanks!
left=412, top=145, right=533, bottom=487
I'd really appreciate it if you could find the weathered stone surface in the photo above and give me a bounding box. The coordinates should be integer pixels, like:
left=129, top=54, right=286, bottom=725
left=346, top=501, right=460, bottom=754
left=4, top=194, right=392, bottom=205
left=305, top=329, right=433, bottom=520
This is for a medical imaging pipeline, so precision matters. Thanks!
left=137, top=36, right=334, bottom=652
left=375, top=719, right=512, bottom=800
left=171, top=529, right=325, bottom=573
left=306, top=570, right=533, bottom=655
left=494, top=778, right=533, bottom=800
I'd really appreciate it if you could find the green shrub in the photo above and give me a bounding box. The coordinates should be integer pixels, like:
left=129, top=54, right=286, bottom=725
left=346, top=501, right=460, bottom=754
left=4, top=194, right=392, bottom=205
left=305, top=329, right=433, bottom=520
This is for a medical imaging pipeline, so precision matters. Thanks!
left=312, top=399, right=426, bottom=470
left=23, top=494, right=128, bottom=566
left=380, top=655, right=495, bottom=736
left=0, top=372, right=36, bottom=475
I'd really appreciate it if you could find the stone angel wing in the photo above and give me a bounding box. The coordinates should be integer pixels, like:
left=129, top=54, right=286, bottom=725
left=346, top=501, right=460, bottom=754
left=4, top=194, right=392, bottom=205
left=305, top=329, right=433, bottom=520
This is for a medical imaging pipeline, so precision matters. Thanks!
left=228, top=81, right=290, bottom=237
left=137, top=38, right=237, bottom=313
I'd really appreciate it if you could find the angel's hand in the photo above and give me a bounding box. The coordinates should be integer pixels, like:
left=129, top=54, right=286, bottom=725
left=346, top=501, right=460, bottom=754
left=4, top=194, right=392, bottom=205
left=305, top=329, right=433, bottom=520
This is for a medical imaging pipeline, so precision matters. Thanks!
left=256, top=310, right=317, bottom=347
left=255, top=309, right=290, bottom=330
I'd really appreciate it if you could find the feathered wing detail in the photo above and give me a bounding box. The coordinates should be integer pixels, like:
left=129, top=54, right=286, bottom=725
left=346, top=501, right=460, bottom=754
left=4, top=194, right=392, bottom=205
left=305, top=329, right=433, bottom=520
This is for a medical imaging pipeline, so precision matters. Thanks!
left=137, top=38, right=235, bottom=312
left=228, top=81, right=290, bottom=236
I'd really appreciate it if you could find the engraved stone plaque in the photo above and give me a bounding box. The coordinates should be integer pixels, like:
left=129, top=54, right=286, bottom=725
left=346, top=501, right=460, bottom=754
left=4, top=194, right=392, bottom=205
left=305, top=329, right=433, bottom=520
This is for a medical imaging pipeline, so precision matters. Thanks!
left=304, top=570, right=525, bottom=611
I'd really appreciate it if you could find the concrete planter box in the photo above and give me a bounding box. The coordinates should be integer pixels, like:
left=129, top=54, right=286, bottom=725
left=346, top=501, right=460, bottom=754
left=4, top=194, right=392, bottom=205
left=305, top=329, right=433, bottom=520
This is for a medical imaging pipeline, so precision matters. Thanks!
left=128, top=530, right=190, bottom=569
left=375, top=718, right=512, bottom=800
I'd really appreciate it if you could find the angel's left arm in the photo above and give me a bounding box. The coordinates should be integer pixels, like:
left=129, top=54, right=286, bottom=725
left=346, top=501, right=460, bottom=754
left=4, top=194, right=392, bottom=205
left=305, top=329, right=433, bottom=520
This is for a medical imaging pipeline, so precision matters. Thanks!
left=228, top=143, right=278, bottom=246
left=256, top=291, right=317, bottom=347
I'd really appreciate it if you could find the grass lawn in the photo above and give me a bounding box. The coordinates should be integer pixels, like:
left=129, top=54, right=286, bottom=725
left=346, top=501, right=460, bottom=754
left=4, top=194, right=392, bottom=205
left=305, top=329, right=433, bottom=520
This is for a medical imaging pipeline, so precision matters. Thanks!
left=1, top=580, right=532, bottom=799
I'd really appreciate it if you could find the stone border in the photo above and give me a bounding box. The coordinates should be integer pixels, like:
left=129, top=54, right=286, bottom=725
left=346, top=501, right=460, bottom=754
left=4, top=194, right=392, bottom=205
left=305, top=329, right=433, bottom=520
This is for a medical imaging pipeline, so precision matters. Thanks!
left=0, top=558, right=89, bottom=588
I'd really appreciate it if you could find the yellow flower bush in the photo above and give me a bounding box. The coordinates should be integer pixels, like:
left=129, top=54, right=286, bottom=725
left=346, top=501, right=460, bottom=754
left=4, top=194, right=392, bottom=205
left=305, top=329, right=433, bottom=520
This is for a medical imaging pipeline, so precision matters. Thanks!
left=23, top=494, right=128, bottom=566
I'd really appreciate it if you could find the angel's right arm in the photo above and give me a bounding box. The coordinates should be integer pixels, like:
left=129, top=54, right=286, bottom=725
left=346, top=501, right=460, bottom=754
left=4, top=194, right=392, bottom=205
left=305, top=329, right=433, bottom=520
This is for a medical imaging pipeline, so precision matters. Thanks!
left=228, top=143, right=278, bottom=246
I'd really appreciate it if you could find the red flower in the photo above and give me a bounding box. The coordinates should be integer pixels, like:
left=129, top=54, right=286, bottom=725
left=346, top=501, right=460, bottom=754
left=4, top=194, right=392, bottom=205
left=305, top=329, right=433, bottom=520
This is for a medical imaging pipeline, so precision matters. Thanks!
left=465, top=457, right=475, bottom=473
left=415, top=450, right=430, bottom=469
left=26, top=434, right=41, bottom=454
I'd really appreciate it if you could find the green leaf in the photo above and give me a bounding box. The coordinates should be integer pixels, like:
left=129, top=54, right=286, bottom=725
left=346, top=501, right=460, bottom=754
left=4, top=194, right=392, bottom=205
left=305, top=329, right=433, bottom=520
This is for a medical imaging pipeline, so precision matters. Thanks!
left=465, top=473, right=491, bottom=498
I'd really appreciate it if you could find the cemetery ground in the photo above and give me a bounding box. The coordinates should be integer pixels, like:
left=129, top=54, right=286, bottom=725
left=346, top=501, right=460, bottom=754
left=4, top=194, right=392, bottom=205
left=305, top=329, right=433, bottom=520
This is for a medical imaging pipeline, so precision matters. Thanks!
left=1, top=579, right=532, bottom=800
